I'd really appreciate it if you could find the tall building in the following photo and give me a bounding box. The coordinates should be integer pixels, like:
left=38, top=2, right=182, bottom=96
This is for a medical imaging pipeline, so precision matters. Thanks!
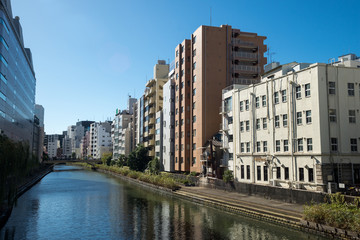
left=112, top=110, right=135, bottom=158
left=143, top=60, right=169, bottom=157
left=221, top=54, right=360, bottom=192
left=0, top=0, right=37, bottom=151
left=46, top=134, right=60, bottom=159
left=89, top=121, right=112, bottom=159
left=162, top=72, right=175, bottom=172
left=173, top=25, right=267, bottom=173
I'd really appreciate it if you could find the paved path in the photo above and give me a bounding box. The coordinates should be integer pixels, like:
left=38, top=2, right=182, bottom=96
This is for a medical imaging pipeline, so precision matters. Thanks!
left=174, top=186, right=304, bottom=223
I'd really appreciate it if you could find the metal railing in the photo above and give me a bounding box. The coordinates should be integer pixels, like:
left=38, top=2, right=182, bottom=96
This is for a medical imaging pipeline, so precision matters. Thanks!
left=233, top=52, right=257, bottom=59
left=232, top=39, right=255, bottom=47
left=233, top=65, right=258, bottom=72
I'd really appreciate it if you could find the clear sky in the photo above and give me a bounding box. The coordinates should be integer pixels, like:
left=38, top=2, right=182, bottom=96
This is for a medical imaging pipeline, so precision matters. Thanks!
left=11, top=0, right=360, bottom=134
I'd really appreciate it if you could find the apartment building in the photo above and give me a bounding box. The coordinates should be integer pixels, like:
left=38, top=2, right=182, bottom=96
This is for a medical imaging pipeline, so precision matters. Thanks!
left=154, top=110, right=163, bottom=160
left=112, top=110, right=133, bottom=159
left=89, top=121, right=112, bottom=159
left=221, top=54, right=360, bottom=192
left=162, top=69, right=175, bottom=172
left=173, top=24, right=267, bottom=173
left=0, top=0, right=37, bottom=151
left=143, top=60, right=169, bottom=157
left=46, top=134, right=60, bottom=159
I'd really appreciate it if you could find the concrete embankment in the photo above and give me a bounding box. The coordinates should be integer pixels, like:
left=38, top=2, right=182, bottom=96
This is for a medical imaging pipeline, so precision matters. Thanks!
left=0, top=164, right=53, bottom=229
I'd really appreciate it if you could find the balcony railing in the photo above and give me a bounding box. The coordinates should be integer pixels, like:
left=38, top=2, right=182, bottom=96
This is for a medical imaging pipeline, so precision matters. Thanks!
left=232, top=39, right=255, bottom=47
left=233, top=65, right=258, bottom=72
left=233, top=52, right=257, bottom=60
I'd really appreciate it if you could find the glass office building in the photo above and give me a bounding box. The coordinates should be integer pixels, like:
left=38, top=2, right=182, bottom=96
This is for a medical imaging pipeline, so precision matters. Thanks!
left=0, top=0, right=36, bottom=148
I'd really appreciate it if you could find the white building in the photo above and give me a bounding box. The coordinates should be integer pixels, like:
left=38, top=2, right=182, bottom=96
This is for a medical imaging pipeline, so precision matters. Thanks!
left=112, top=110, right=133, bottom=159
left=62, top=136, right=72, bottom=158
left=89, top=122, right=112, bottom=159
left=221, top=54, right=360, bottom=192
left=162, top=74, right=175, bottom=171
left=155, top=110, right=163, bottom=161
left=47, top=134, right=60, bottom=159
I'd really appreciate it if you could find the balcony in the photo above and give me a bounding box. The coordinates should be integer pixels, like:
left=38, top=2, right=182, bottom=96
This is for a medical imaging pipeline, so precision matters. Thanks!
left=233, top=65, right=258, bottom=73
left=220, top=123, right=229, bottom=132
left=148, top=128, right=155, bottom=136
left=146, top=79, right=155, bottom=88
left=233, top=52, right=257, bottom=60
left=232, top=39, right=256, bottom=48
left=148, top=139, right=155, bottom=146
left=149, top=117, right=155, bottom=125
left=149, top=106, right=155, bottom=114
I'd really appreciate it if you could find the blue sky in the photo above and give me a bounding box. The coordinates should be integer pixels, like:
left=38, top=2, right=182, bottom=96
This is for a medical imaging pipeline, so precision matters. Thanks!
left=11, top=0, right=360, bottom=134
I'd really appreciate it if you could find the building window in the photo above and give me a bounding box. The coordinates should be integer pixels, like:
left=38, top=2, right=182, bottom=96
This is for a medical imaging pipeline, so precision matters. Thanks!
left=0, top=18, right=10, bottom=34
left=176, top=50, right=179, bottom=57
left=285, top=167, right=289, bottom=180
left=329, top=109, right=336, bottom=122
left=349, top=110, right=356, bottom=123
left=256, top=119, right=260, bottom=130
left=297, top=112, right=302, bottom=125
left=351, top=138, right=358, bottom=152
left=348, top=83, right=355, bottom=96
left=262, top=118, right=267, bottom=129
left=246, top=121, right=250, bottom=131
left=241, top=143, right=244, bottom=152
left=275, top=115, right=280, bottom=128
left=181, top=119, right=184, bottom=125
left=193, top=49, right=196, bottom=56
left=193, top=62, right=196, bottom=70
left=299, top=168, right=304, bottom=181
left=228, top=116, right=233, bottom=124
left=245, top=100, right=249, bottom=111
left=246, top=165, right=251, bottom=180
left=329, top=82, right=336, bottom=94
left=297, top=139, right=303, bottom=152
left=193, top=75, right=196, bottom=83
left=192, top=102, right=195, bottom=110
left=0, top=36, right=9, bottom=51
left=275, top=140, right=280, bottom=152
left=240, top=101, right=243, bottom=111
left=192, top=116, right=196, bottom=123
left=331, top=138, right=338, bottom=152
left=255, top=97, right=259, bottom=108
left=193, top=143, right=196, bottom=150
left=296, top=86, right=301, bottom=99
left=228, top=135, right=233, bottom=142
left=257, top=166, right=261, bottom=181
left=193, top=129, right=196, bottom=136
left=263, top=141, right=267, bottom=152
left=262, top=95, right=266, bottom=107
left=281, top=90, right=287, bottom=102
left=193, top=35, right=196, bottom=44
left=274, top=92, right=279, bottom=104
left=308, top=168, right=314, bottom=182
left=307, top=138, right=313, bottom=151
left=284, top=140, right=289, bottom=152
left=256, top=142, right=261, bottom=152
left=305, top=83, right=311, bottom=97
left=0, top=54, right=8, bottom=67
left=240, top=121, right=244, bottom=132
left=229, top=153, right=233, bottom=160
left=283, top=114, right=288, bottom=127
left=241, top=165, right=244, bottom=179
left=276, top=167, right=281, bottom=179
left=246, top=142, right=250, bottom=152
left=192, top=157, right=196, bottom=165
left=264, top=166, right=268, bottom=181
left=306, top=110, right=312, bottom=124
left=192, top=88, right=196, bottom=96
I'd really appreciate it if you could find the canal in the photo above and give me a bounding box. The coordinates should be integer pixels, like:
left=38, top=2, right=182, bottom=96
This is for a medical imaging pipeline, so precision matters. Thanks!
left=1, top=165, right=324, bottom=239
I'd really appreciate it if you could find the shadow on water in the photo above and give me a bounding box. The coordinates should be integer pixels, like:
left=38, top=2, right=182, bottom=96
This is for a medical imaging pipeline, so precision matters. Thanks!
left=0, top=165, right=325, bottom=240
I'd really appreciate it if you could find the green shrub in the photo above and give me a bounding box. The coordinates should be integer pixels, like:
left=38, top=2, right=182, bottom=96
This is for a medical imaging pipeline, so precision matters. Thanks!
left=223, top=170, right=234, bottom=183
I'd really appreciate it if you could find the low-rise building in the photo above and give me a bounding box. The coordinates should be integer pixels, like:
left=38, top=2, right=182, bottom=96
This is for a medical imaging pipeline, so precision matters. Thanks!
left=221, top=54, right=360, bottom=192
left=89, top=121, right=112, bottom=159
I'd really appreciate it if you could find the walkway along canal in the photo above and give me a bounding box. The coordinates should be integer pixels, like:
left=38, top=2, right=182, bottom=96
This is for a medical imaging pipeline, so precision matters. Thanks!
left=0, top=165, right=325, bottom=239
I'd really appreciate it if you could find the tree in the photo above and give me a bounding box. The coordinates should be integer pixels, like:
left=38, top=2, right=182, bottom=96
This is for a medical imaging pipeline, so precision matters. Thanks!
left=71, top=152, right=76, bottom=160
left=148, top=157, right=160, bottom=175
left=128, top=145, right=150, bottom=172
left=101, top=153, right=112, bottom=166
left=116, top=154, right=128, bottom=167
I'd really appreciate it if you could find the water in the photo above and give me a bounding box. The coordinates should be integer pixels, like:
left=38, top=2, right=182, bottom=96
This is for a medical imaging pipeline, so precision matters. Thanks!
left=1, top=165, right=324, bottom=240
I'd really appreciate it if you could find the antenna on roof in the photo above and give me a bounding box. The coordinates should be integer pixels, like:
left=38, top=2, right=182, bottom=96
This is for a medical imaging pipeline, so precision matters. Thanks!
left=267, top=47, right=276, bottom=63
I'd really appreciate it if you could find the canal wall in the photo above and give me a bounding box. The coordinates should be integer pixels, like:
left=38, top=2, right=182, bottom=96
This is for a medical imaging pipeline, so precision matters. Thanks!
left=0, top=164, right=53, bottom=229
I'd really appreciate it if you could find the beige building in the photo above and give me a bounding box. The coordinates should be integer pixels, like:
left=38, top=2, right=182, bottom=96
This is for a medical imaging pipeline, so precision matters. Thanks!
left=221, top=54, right=360, bottom=192
left=173, top=24, right=267, bottom=173
left=143, top=60, right=169, bottom=157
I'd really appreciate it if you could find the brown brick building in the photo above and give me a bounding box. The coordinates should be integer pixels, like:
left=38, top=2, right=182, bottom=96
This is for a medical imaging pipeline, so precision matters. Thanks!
left=173, top=25, right=267, bottom=173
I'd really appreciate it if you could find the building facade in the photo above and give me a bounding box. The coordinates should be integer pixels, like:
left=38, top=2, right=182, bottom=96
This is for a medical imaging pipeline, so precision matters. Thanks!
left=0, top=0, right=37, bottom=151
left=173, top=25, right=267, bottom=173
left=89, top=121, right=112, bottom=159
left=143, top=60, right=169, bottom=157
left=221, top=55, right=360, bottom=192
left=162, top=75, right=175, bottom=172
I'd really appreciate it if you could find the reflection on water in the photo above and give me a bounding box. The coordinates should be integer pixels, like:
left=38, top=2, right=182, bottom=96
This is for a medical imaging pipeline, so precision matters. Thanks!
left=0, top=165, right=324, bottom=240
